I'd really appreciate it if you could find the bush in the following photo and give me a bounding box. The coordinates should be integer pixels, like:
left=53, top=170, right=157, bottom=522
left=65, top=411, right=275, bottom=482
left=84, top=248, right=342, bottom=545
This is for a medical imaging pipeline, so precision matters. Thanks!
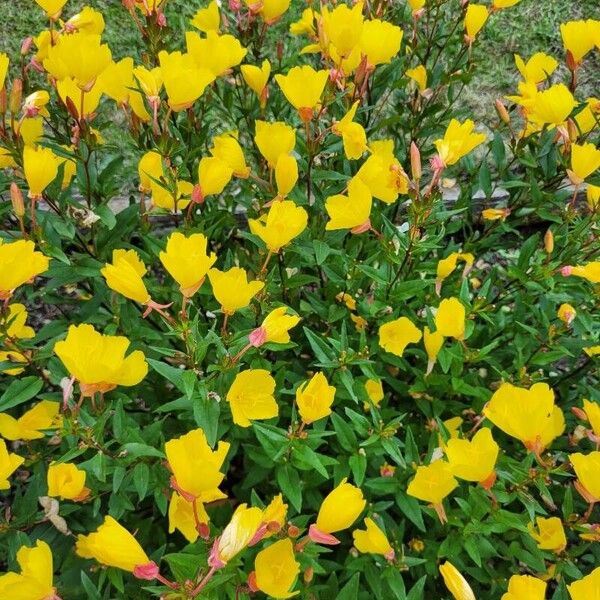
left=0, top=1, right=599, bottom=598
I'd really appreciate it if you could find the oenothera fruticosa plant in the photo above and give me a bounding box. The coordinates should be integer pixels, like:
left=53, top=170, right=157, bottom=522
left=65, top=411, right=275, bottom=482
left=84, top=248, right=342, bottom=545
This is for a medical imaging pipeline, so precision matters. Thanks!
left=0, top=0, right=599, bottom=598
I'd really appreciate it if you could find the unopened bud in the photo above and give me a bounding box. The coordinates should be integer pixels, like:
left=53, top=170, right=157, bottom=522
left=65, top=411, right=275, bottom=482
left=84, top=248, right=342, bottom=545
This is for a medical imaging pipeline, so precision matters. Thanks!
left=571, top=406, right=588, bottom=421
left=565, top=50, right=577, bottom=73
left=0, top=88, right=7, bottom=114
left=495, top=99, right=510, bottom=125
left=277, top=41, right=284, bottom=63
left=303, top=566, right=314, bottom=584
left=20, top=37, right=33, bottom=56
left=9, top=79, right=23, bottom=115
left=566, top=118, right=578, bottom=142
left=544, top=228, right=554, bottom=254
left=287, top=524, right=300, bottom=538
left=410, top=141, right=421, bottom=182
left=10, top=183, right=25, bottom=218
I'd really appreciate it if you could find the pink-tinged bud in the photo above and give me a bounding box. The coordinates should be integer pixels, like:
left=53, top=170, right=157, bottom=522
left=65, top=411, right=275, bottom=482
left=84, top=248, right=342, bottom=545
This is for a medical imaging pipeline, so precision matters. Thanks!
left=308, top=523, right=340, bottom=545
left=20, top=37, right=33, bottom=56
left=157, top=11, right=167, bottom=27
left=380, top=463, right=396, bottom=477
left=566, top=118, right=578, bottom=142
left=207, top=538, right=227, bottom=569
left=133, top=561, right=160, bottom=581
left=430, top=154, right=445, bottom=173
left=350, top=219, right=371, bottom=235
left=277, top=41, right=284, bottom=63
left=544, top=229, right=554, bottom=254
left=247, top=571, right=259, bottom=592
left=266, top=520, right=281, bottom=533
left=197, top=522, right=210, bottom=540
left=9, top=79, right=22, bottom=115
left=287, top=524, right=300, bottom=538
left=122, top=0, right=136, bottom=9
left=298, top=107, right=313, bottom=123
left=384, top=548, right=396, bottom=562
left=410, top=141, right=421, bottom=182
left=228, top=0, right=242, bottom=11
left=565, top=50, right=577, bottom=72
left=571, top=406, right=588, bottom=421
left=303, top=566, right=314, bottom=584
left=561, top=266, right=573, bottom=277
left=249, top=326, right=267, bottom=348
left=10, top=183, right=25, bottom=218
left=495, top=99, right=510, bottom=124
left=0, top=88, right=6, bottom=114
left=29, top=58, right=45, bottom=74
left=191, top=184, right=204, bottom=205
left=248, top=523, right=268, bottom=546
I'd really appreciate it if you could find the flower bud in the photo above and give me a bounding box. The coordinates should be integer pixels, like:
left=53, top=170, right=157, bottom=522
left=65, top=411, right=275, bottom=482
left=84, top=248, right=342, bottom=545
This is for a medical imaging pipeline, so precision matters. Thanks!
left=566, top=118, right=578, bottom=142
left=0, top=88, right=7, bottom=115
left=10, top=182, right=25, bottom=218
left=495, top=99, right=510, bottom=124
left=303, top=566, right=314, bottom=584
left=410, top=141, right=421, bottom=182
left=9, top=79, right=22, bottom=115
left=287, top=524, right=300, bottom=538
left=20, top=37, right=33, bottom=56
left=544, top=228, right=554, bottom=254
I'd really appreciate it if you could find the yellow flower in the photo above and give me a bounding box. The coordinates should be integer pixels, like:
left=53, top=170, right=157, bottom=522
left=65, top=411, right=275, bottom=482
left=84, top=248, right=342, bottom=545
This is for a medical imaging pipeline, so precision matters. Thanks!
left=586, top=184, right=600, bottom=210
left=332, top=101, right=367, bottom=160
left=47, top=462, right=90, bottom=501
left=263, top=494, right=287, bottom=535
left=0, top=439, right=24, bottom=490
left=23, top=146, right=60, bottom=199
left=423, top=326, right=444, bottom=375
left=208, top=267, right=264, bottom=315
left=98, top=58, right=149, bottom=120
left=101, top=249, right=150, bottom=304
left=364, top=379, right=384, bottom=410
left=379, top=316, right=422, bottom=357
left=151, top=178, right=193, bottom=212
left=439, top=561, right=476, bottom=600
left=582, top=399, right=600, bottom=437
left=56, top=77, right=103, bottom=119
left=560, top=20, right=600, bottom=64
left=254, top=0, right=291, bottom=23
left=168, top=492, right=210, bottom=543
left=527, top=517, right=567, bottom=553
left=0, top=240, right=49, bottom=300
left=296, top=372, right=335, bottom=424
left=76, top=516, right=152, bottom=573
left=464, top=4, right=489, bottom=42
left=563, top=262, right=600, bottom=284
left=482, top=207, right=510, bottom=221
left=3, top=303, right=35, bottom=339
left=567, top=567, right=600, bottom=600
left=352, top=517, right=394, bottom=559
left=254, top=538, right=300, bottom=599
left=34, top=0, right=67, bottom=18
left=159, top=232, right=217, bottom=297
left=133, top=65, right=163, bottom=99
left=483, top=382, right=565, bottom=454
left=0, top=400, right=60, bottom=441
left=435, top=297, right=466, bottom=340
left=22, top=91, right=50, bottom=118
left=0, top=350, right=28, bottom=376
left=0, top=540, right=55, bottom=600
left=529, top=84, right=576, bottom=128
left=407, top=461, right=457, bottom=508
left=226, top=369, right=278, bottom=427
left=191, top=0, right=220, bottom=33
left=311, top=478, right=365, bottom=543
left=445, top=427, right=498, bottom=487
left=210, top=131, right=250, bottom=178
left=187, top=31, right=247, bottom=78
left=165, top=428, right=229, bottom=500
left=406, top=65, right=428, bottom=92
left=250, top=306, right=301, bottom=347
left=568, top=142, right=600, bottom=185
left=493, top=0, right=522, bottom=7
left=249, top=200, right=308, bottom=252
left=138, top=151, right=163, bottom=193
left=570, top=452, right=600, bottom=503
left=575, top=98, right=600, bottom=136
left=436, top=252, right=474, bottom=293
left=133, top=0, right=164, bottom=15
left=0, top=147, right=16, bottom=169
left=241, top=60, right=271, bottom=108
left=351, top=313, right=368, bottom=332
left=275, top=154, right=299, bottom=198
left=435, top=119, right=486, bottom=167
left=583, top=345, right=600, bottom=357
left=44, top=33, right=112, bottom=88
left=64, top=6, right=106, bottom=34
left=197, top=156, right=233, bottom=199
left=408, top=0, right=425, bottom=15
left=514, top=52, right=557, bottom=84
left=557, top=303, right=576, bottom=325
left=502, top=575, right=546, bottom=600
left=357, top=140, right=409, bottom=203
left=254, top=120, right=296, bottom=168
left=290, top=8, right=317, bottom=35
left=158, top=50, right=215, bottom=111
left=325, top=176, right=372, bottom=232
left=54, top=324, right=148, bottom=397
left=359, top=19, right=403, bottom=66
left=0, top=53, right=8, bottom=91
left=211, top=504, right=264, bottom=566
left=275, top=65, right=329, bottom=121
left=321, top=2, right=364, bottom=59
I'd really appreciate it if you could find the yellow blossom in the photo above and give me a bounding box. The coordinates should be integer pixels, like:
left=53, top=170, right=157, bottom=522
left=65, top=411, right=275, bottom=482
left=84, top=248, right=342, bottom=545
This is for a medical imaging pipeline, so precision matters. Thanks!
left=254, top=120, right=296, bottom=168
left=567, top=567, right=600, bottom=600
left=197, top=156, right=233, bottom=198
left=436, top=252, right=474, bottom=293
left=439, top=561, right=476, bottom=600
left=332, top=101, right=367, bottom=160
left=56, top=77, right=103, bottom=118
left=379, top=316, right=422, bottom=357
left=76, top=516, right=151, bottom=573
left=138, top=151, right=163, bottom=193
left=0, top=53, right=8, bottom=90
left=502, top=575, right=546, bottom=600
left=241, top=60, right=271, bottom=108
left=325, top=176, right=372, bottom=232
left=250, top=306, right=301, bottom=347
left=364, top=379, right=384, bottom=409
left=407, top=461, right=457, bottom=506
left=408, top=0, right=425, bottom=15
left=493, top=0, right=522, bottom=7
left=133, top=65, right=163, bottom=99
left=212, top=504, right=264, bottom=566
left=558, top=303, right=576, bottom=325
left=529, top=84, right=576, bottom=128
left=296, top=372, right=335, bottom=424
left=528, top=517, right=567, bottom=553
left=23, top=146, right=60, bottom=199
left=227, top=369, right=278, bottom=427
left=514, top=52, right=557, bottom=84
left=168, top=492, right=209, bottom=543
left=159, top=232, right=217, bottom=297
left=582, top=399, right=600, bottom=437
left=254, top=0, right=291, bottom=23
left=406, top=65, right=428, bottom=91
left=34, top=0, right=68, bottom=18
left=0, top=540, right=55, bottom=600
left=187, top=31, right=247, bottom=78
left=435, top=119, right=486, bottom=167
left=464, top=4, right=488, bottom=42
left=64, top=6, right=105, bottom=34
left=208, top=267, right=264, bottom=315
left=0, top=400, right=60, bottom=441
left=423, top=327, right=444, bottom=375
left=3, top=303, right=35, bottom=339
left=151, top=178, right=193, bottom=212
left=210, top=131, right=250, bottom=178
left=249, top=200, right=308, bottom=252
left=0, top=351, right=28, bottom=376
left=560, top=20, right=600, bottom=64
left=482, top=207, right=510, bottom=221
left=254, top=538, right=300, bottom=599
left=435, top=297, right=466, bottom=340
left=359, top=19, right=403, bottom=66
left=263, top=494, right=288, bottom=535
left=445, top=428, right=498, bottom=486
left=352, top=517, right=394, bottom=559
left=568, top=142, right=600, bottom=185
left=165, top=428, right=229, bottom=502
left=0, top=240, right=49, bottom=300
left=0, top=439, right=24, bottom=490
left=275, top=154, right=299, bottom=198
left=483, top=382, right=565, bottom=453
left=98, top=58, right=149, bottom=120
left=564, top=262, right=600, bottom=284
left=583, top=345, right=600, bottom=357
left=575, top=98, right=600, bottom=135
left=570, top=452, right=600, bottom=503
left=191, top=0, right=220, bottom=33
left=290, top=8, right=317, bottom=35
left=54, top=324, right=148, bottom=397
left=275, top=65, right=329, bottom=120
left=101, top=249, right=150, bottom=304
left=47, top=462, right=90, bottom=501
left=22, top=90, right=50, bottom=118
left=321, top=2, right=364, bottom=59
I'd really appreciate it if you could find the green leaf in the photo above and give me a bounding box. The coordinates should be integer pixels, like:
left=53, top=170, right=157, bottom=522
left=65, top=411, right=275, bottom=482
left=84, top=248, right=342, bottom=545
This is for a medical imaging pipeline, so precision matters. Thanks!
left=0, top=377, right=44, bottom=412
left=337, top=572, right=360, bottom=600
left=276, top=465, right=302, bottom=513
left=193, top=386, right=220, bottom=447
left=395, top=491, right=425, bottom=532
left=133, top=462, right=150, bottom=500
left=122, top=443, right=164, bottom=459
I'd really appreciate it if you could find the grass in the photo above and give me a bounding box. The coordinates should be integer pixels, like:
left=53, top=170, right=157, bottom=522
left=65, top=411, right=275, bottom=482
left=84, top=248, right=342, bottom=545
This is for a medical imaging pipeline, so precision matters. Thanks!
left=0, top=0, right=598, bottom=119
